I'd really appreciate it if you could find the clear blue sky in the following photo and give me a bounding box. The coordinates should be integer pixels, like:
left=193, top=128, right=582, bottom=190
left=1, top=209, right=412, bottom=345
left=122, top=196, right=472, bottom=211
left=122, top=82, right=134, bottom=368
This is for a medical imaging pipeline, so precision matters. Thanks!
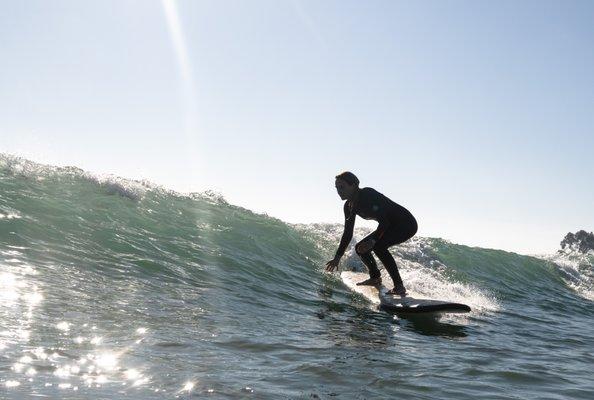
left=2, top=0, right=593, bottom=254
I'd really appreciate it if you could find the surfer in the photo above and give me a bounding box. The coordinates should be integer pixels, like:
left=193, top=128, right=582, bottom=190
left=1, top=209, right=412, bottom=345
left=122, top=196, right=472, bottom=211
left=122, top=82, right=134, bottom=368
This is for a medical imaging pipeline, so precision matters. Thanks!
left=325, top=171, right=417, bottom=297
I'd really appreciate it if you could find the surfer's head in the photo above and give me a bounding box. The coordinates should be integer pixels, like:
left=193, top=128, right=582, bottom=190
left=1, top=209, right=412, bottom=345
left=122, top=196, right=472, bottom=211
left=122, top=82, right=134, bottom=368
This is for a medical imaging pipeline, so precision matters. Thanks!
left=335, top=171, right=359, bottom=200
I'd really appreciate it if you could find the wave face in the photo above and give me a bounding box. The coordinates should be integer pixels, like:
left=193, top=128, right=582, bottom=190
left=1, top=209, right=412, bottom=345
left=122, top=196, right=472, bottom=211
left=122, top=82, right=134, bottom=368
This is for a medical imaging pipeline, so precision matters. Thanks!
left=1, top=154, right=593, bottom=399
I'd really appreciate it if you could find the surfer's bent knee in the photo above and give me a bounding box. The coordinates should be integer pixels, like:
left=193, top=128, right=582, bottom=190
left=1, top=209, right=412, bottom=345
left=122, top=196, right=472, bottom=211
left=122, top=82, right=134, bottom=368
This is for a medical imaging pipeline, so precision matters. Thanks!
left=355, top=242, right=371, bottom=255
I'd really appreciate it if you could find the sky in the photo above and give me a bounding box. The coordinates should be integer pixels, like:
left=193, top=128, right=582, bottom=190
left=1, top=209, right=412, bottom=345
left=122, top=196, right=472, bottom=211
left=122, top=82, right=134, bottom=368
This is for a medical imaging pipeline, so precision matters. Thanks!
left=1, top=0, right=593, bottom=254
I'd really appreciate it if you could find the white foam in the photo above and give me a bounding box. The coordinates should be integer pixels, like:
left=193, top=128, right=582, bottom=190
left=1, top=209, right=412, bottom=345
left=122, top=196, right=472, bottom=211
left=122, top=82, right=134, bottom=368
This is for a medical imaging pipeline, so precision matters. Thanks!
left=0, top=212, right=21, bottom=220
left=541, top=252, right=594, bottom=301
left=396, top=258, right=500, bottom=315
left=81, top=172, right=147, bottom=201
left=341, top=258, right=500, bottom=317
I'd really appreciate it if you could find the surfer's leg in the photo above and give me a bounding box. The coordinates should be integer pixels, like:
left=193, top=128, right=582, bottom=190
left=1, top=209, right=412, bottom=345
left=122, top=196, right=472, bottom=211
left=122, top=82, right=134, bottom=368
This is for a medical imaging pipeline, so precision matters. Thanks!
left=356, top=236, right=381, bottom=280
left=372, top=223, right=417, bottom=289
left=373, top=246, right=404, bottom=287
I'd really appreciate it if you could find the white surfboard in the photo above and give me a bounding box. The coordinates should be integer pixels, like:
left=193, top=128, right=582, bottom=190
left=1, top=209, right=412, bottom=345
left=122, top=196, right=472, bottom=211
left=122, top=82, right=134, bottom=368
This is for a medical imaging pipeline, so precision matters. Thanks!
left=341, top=271, right=471, bottom=315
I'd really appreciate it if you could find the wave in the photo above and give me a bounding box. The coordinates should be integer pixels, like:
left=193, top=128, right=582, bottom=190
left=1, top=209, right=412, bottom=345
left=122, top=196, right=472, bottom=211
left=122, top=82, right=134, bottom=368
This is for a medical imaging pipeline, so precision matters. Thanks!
left=1, top=153, right=592, bottom=316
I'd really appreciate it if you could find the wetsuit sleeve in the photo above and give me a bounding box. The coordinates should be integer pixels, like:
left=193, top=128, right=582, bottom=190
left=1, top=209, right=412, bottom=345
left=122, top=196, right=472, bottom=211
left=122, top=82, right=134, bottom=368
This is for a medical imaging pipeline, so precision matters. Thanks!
left=334, top=202, right=355, bottom=260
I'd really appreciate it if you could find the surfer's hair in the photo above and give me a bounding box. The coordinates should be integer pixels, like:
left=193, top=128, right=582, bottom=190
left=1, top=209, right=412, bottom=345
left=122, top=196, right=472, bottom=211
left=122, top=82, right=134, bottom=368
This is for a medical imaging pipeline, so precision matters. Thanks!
left=335, top=171, right=359, bottom=187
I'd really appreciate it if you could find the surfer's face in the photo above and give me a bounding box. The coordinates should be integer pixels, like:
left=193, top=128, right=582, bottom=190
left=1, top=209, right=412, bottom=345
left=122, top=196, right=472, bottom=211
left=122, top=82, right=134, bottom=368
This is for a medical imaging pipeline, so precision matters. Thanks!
left=335, top=178, right=356, bottom=200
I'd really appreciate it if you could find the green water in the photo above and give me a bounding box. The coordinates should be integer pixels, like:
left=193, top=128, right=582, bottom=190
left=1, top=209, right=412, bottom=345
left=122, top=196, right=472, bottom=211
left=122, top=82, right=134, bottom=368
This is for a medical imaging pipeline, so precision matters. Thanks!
left=1, top=154, right=592, bottom=399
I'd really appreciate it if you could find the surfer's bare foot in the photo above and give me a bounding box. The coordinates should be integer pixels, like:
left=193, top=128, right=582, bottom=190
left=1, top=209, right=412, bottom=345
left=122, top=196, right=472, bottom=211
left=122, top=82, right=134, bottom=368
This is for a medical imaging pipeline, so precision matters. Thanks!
left=356, top=277, right=381, bottom=286
left=386, top=285, right=407, bottom=297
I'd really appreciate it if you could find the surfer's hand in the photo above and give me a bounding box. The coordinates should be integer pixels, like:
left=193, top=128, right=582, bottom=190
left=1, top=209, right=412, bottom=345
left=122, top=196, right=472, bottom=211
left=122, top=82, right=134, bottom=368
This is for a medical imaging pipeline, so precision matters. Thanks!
left=325, top=258, right=339, bottom=272
left=356, top=239, right=376, bottom=254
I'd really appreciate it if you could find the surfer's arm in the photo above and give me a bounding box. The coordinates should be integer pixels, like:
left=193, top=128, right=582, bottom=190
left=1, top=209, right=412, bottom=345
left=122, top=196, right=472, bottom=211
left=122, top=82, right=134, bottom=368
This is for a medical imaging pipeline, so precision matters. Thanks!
left=334, top=203, right=355, bottom=260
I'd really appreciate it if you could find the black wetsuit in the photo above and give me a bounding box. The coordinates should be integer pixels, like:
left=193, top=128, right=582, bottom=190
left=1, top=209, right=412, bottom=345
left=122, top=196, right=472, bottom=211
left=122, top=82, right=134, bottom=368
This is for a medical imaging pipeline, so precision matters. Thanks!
left=334, top=187, right=417, bottom=286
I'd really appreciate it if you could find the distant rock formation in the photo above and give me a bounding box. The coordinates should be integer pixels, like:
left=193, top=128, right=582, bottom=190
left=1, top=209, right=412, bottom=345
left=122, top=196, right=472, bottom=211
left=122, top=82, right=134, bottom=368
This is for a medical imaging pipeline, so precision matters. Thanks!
left=560, top=230, right=594, bottom=254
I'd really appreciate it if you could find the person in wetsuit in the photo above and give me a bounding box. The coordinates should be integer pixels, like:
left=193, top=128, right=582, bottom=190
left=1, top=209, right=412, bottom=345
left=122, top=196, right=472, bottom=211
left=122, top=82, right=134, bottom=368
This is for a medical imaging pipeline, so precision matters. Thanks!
left=325, top=171, right=418, bottom=297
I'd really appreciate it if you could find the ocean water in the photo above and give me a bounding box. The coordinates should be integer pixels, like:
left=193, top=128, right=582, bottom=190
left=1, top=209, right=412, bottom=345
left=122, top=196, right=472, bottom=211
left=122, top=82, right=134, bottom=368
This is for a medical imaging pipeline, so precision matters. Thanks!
left=1, top=154, right=593, bottom=399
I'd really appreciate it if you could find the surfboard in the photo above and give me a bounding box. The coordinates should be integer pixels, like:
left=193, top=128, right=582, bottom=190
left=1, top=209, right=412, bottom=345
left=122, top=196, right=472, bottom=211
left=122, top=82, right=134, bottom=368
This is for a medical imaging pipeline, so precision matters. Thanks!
left=378, top=287, right=471, bottom=314
left=341, top=271, right=471, bottom=315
